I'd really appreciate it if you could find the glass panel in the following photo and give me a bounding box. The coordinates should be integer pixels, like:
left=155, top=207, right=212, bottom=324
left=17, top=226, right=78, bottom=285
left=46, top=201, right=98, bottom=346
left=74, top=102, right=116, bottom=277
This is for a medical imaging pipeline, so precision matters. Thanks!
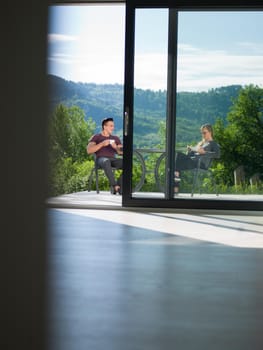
left=176, top=11, right=263, bottom=202
left=47, top=5, right=125, bottom=196
left=132, top=9, right=168, bottom=198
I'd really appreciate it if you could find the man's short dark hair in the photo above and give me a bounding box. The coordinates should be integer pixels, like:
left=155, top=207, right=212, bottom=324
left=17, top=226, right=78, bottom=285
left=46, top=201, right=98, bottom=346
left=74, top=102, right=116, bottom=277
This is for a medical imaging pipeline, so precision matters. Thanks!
left=102, top=117, right=114, bottom=129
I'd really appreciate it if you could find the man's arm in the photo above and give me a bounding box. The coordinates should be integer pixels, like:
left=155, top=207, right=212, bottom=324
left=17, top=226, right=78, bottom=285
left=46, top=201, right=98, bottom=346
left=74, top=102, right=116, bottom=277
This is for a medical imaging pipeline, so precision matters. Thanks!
left=108, top=141, right=123, bottom=155
left=116, top=144, right=123, bottom=155
left=87, top=140, right=111, bottom=154
left=110, top=136, right=123, bottom=155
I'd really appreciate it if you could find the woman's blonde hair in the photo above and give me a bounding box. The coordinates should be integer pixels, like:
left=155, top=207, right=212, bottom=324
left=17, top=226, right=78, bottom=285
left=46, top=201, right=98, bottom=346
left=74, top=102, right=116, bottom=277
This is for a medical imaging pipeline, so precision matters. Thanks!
left=200, top=123, right=214, bottom=138
left=197, top=124, right=214, bottom=146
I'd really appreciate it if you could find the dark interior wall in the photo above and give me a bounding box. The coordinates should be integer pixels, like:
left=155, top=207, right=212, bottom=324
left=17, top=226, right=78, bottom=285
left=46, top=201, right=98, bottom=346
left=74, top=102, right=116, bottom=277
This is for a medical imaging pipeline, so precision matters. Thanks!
left=3, top=1, right=48, bottom=349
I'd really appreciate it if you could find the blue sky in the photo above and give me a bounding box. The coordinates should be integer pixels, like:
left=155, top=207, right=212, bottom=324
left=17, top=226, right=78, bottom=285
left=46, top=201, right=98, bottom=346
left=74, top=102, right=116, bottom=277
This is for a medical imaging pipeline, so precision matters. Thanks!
left=48, top=5, right=126, bottom=86
left=48, top=5, right=263, bottom=92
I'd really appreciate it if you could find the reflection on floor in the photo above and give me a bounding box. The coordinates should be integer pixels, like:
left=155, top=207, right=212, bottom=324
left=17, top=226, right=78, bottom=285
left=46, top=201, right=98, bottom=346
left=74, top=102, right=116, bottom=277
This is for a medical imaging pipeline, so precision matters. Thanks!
left=47, top=208, right=263, bottom=350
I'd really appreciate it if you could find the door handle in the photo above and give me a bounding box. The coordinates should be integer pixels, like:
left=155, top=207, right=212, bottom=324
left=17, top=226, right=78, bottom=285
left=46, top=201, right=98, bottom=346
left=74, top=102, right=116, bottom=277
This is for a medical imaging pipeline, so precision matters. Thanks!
left=124, top=108, right=129, bottom=136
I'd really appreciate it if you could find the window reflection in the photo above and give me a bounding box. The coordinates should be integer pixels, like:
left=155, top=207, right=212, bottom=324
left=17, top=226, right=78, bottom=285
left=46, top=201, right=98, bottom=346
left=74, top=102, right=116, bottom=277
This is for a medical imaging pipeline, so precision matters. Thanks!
left=176, top=12, right=263, bottom=199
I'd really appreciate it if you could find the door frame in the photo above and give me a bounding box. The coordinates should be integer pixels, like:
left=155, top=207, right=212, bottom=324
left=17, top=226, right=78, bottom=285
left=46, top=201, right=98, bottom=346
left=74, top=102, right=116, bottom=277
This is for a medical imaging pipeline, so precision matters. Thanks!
left=122, top=0, right=263, bottom=211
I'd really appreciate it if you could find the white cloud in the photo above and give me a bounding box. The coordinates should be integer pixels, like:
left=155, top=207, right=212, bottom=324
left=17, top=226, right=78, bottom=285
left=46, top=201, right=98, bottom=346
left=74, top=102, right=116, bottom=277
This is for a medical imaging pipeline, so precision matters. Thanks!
left=176, top=44, right=263, bottom=91
left=236, top=41, right=263, bottom=55
left=134, top=53, right=168, bottom=91
left=48, top=10, right=125, bottom=85
left=72, top=53, right=125, bottom=84
left=48, top=51, right=125, bottom=84
left=48, top=37, right=263, bottom=92
left=48, top=33, right=79, bottom=43
left=131, top=46, right=263, bottom=92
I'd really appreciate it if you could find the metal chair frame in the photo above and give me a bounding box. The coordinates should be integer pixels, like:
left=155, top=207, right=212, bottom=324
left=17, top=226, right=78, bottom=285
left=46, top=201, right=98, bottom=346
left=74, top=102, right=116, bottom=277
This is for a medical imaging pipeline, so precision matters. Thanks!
left=190, top=154, right=219, bottom=197
left=87, top=155, right=118, bottom=193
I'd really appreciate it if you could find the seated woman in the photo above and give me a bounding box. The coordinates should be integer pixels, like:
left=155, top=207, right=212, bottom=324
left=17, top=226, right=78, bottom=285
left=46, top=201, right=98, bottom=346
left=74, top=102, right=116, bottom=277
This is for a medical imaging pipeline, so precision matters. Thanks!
left=174, top=124, right=220, bottom=194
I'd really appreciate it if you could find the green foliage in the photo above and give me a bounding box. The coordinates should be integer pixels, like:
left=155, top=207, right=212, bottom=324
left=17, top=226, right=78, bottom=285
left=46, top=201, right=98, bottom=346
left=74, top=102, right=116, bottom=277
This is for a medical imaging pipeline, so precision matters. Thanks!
left=214, top=85, right=263, bottom=185
left=49, top=74, right=242, bottom=148
left=142, top=85, right=263, bottom=194
left=48, top=104, right=96, bottom=196
left=48, top=77, right=263, bottom=195
left=88, top=168, right=123, bottom=192
left=49, top=75, right=124, bottom=133
left=67, top=160, right=94, bottom=193
left=49, top=104, right=95, bottom=162
left=48, top=157, right=76, bottom=196
left=49, top=159, right=108, bottom=195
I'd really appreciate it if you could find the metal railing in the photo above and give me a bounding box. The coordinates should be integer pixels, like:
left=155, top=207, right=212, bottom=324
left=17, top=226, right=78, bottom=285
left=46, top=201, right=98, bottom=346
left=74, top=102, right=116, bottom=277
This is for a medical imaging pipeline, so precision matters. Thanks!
left=133, top=148, right=166, bottom=192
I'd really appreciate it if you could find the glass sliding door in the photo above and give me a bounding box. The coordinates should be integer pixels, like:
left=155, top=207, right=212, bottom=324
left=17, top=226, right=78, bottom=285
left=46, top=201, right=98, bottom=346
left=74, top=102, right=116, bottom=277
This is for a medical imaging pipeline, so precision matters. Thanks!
left=176, top=11, right=263, bottom=202
left=132, top=8, right=168, bottom=198
left=123, top=0, right=263, bottom=211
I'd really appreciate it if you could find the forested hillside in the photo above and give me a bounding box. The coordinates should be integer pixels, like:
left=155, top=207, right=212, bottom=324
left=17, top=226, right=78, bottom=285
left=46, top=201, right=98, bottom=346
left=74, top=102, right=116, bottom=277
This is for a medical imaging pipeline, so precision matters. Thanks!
left=48, top=78, right=263, bottom=196
left=48, top=74, right=241, bottom=146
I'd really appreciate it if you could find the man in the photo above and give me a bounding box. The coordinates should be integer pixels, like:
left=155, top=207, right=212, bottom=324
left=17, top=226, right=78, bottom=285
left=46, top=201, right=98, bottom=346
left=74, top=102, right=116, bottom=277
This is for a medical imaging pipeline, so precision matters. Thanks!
left=87, top=117, right=123, bottom=194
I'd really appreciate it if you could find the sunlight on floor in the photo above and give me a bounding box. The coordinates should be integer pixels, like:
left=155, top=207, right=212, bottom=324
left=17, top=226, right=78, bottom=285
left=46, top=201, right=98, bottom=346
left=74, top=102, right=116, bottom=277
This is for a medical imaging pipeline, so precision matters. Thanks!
left=55, top=208, right=263, bottom=249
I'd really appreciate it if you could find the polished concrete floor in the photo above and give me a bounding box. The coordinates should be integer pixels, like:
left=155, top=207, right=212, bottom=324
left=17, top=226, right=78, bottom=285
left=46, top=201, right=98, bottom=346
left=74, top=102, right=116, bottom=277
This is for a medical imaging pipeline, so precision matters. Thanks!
left=47, top=207, right=263, bottom=350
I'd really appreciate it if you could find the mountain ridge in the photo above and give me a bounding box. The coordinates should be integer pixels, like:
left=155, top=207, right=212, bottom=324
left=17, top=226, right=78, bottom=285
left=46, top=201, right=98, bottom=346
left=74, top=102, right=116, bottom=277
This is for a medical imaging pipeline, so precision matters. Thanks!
left=48, top=74, right=242, bottom=146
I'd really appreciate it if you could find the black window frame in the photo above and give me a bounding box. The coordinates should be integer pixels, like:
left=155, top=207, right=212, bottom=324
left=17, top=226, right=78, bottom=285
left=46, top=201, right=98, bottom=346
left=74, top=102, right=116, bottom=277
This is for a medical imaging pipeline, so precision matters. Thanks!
left=122, top=0, right=263, bottom=211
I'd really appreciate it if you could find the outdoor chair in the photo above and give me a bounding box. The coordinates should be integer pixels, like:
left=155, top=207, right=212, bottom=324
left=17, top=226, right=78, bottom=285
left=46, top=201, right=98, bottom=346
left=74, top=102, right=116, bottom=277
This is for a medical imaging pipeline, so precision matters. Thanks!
left=190, top=152, right=219, bottom=197
left=87, top=154, right=118, bottom=193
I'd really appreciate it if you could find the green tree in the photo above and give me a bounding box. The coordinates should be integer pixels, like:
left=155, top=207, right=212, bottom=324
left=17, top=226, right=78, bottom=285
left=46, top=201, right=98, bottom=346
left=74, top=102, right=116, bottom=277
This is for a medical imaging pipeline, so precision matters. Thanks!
left=214, top=85, right=263, bottom=185
left=48, top=104, right=96, bottom=196
left=49, top=104, right=95, bottom=162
